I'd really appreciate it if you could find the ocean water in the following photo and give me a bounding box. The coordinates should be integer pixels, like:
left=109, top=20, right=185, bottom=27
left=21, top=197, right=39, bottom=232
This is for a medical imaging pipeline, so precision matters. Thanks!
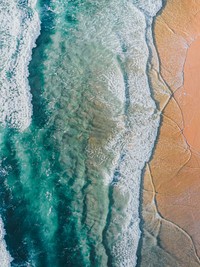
left=0, top=0, right=162, bottom=266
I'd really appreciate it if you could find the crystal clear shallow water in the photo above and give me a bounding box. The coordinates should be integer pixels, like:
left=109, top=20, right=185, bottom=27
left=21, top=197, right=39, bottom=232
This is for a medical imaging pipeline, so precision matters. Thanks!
left=0, top=0, right=162, bottom=266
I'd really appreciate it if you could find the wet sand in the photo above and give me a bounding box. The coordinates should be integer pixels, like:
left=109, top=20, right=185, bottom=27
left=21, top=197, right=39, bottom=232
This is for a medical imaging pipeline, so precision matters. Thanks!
left=140, top=0, right=200, bottom=265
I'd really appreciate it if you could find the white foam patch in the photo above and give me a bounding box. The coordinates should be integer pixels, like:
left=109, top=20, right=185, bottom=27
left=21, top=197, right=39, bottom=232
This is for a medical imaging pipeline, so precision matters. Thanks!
left=111, top=5, right=163, bottom=267
left=0, top=0, right=41, bottom=130
left=133, top=0, right=163, bottom=17
left=0, top=217, right=13, bottom=267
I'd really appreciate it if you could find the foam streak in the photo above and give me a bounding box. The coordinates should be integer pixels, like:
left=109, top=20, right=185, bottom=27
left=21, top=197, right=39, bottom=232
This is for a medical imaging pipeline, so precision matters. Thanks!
left=0, top=0, right=40, bottom=130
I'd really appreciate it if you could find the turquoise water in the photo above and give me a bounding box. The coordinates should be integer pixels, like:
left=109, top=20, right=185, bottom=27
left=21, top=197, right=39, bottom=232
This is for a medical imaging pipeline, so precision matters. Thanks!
left=0, top=0, right=162, bottom=266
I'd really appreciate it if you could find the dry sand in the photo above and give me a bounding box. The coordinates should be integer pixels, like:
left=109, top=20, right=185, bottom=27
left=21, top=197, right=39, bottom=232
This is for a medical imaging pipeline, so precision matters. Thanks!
left=140, top=0, right=200, bottom=265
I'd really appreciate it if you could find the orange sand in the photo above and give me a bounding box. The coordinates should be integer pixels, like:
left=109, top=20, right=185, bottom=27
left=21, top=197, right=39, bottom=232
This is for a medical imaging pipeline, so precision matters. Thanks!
left=140, top=0, right=200, bottom=265
left=177, top=37, right=200, bottom=151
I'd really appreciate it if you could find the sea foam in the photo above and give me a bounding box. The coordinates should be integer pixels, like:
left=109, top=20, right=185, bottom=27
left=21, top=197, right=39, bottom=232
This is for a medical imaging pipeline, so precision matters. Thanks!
left=0, top=0, right=40, bottom=130
left=0, top=218, right=13, bottom=267
left=100, top=1, right=163, bottom=266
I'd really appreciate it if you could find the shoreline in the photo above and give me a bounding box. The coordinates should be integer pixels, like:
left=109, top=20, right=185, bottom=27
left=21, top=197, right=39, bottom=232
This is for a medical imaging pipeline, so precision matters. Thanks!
left=136, top=1, right=170, bottom=265
left=139, top=0, right=200, bottom=266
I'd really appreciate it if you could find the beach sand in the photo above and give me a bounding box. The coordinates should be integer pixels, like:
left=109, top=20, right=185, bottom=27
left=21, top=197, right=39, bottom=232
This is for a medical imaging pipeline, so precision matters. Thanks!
left=140, top=0, right=200, bottom=265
